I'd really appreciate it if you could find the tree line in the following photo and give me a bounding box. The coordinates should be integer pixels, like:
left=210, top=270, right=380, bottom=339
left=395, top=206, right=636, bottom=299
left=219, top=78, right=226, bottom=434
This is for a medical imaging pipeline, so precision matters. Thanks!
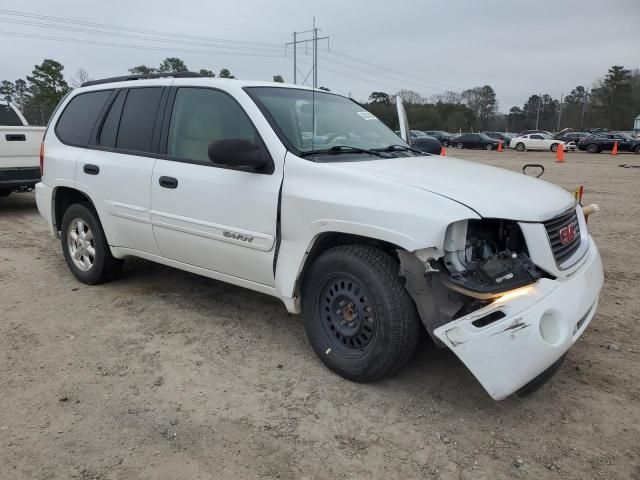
left=0, top=57, right=286, bottom=125
left=2, top=58, right=638, bottom=133
left=365, top=65, right=640, bottom=133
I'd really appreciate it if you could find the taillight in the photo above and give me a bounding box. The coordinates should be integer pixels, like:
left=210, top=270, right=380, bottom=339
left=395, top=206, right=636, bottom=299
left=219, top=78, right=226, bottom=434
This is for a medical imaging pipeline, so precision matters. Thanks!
left=39, top=143, right=44, bottom=176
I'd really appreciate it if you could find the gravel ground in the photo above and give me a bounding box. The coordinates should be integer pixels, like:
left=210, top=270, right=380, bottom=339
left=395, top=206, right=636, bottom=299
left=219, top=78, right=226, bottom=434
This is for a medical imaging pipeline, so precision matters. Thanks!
left=1, top=149, right=639, bottom=479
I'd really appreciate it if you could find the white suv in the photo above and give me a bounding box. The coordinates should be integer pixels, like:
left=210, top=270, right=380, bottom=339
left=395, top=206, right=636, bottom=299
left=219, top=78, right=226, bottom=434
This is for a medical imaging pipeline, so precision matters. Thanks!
left=36, top=73, right=603, bottom=400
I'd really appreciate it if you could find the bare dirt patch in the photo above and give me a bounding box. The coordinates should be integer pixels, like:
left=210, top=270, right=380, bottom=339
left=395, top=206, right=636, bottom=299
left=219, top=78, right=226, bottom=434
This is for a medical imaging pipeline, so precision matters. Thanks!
left=1, top=149, right=639, bottom=479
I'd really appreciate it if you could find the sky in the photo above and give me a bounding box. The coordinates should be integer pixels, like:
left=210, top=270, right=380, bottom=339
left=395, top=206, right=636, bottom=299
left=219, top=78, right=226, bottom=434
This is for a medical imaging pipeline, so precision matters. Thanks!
left=1, top=0, right=639, bottom=111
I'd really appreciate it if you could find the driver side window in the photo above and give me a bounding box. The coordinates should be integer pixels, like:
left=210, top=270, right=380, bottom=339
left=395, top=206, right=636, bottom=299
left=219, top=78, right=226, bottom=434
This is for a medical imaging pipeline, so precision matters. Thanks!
left=167, top=88, right=257, bottom=163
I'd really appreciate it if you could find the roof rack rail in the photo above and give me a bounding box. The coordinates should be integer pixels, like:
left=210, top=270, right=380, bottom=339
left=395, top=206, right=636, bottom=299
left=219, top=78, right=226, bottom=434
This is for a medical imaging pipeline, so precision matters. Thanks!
left=81, top=71, right=202, bottom=87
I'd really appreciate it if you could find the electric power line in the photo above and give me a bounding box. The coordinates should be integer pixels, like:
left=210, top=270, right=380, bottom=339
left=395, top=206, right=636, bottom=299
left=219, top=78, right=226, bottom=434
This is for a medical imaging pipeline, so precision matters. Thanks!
left=0, top=30, right=284, bottom=57
left=0, top=17, right=283, bottom=53
left=0, top=9, right=282, bottom=49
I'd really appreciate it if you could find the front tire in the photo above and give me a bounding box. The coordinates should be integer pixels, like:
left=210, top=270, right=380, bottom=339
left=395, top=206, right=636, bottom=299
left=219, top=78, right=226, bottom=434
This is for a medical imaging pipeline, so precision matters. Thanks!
left=61, top=203, right=123, bottom=285
left=515, top=142, right=525, bottom=152
left=586, top=144, right=599, bottom=154
left=550, top=143, right=559, bottom=152
left=456, top=142, right=464, bottom=149
left=302, top=245, right=420, bottom=382
left=485, top=143, right=493, bottom=151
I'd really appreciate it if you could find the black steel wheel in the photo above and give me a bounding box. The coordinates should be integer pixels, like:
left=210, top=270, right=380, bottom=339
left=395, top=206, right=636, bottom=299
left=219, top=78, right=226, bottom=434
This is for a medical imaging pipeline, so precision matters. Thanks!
left=318, top=274, right=377, bottom=356
left=302, top=245, right=421, bottom=382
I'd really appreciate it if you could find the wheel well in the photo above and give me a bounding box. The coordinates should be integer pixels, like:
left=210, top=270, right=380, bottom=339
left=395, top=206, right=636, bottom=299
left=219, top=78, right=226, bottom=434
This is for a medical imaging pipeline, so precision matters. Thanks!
left=295, top=232, right=404, bottom=295
left=53, top=187, right=97, bottom=233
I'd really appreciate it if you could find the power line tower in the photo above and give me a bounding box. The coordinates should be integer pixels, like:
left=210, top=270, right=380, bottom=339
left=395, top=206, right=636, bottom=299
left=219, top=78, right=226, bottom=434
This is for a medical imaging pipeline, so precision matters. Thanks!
left=285, top=19, right=329, bottom=88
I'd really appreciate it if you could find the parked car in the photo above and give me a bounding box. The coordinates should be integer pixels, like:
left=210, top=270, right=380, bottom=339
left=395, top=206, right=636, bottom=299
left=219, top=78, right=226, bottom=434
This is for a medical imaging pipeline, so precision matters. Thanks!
left=577, top=132, right=640, bottom=153
left=412, top=135, right=442, bottom=155
left=36, top=72, right=603, bottom=400
left=554, top=131, right=589, bottom=144
left=483, top=131, right=513, bottom=146
left=519, top=129, right=553, bottom=136
left=452, top=132, right=501, bottom=150
left=0, top=100, right=45, bottom=197
left=423, top=130, right=455, bottom=147
left=510, top=133, right=569, bottom=152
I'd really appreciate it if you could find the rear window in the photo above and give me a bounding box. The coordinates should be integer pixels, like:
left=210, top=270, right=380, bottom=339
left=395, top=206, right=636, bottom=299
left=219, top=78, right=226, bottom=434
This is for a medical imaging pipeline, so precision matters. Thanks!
left=116, top=87, right=163, bottom=153
left=56, top=90, right=112, bottom=145
left=0, top=104, right=23, bottom=126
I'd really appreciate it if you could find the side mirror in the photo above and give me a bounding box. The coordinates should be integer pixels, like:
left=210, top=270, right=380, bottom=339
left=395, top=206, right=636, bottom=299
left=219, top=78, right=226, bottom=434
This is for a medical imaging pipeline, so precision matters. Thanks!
left=207, top=138, right=268, bottom=170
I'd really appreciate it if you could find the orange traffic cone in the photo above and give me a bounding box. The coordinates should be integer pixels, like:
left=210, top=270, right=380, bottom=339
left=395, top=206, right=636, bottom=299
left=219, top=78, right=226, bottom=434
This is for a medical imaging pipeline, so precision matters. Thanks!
left=611, top=141, right=618, bottom=155
left=441, top=145, right=447, bottom=156
left=555, top=144, right=565, bottom=163
left=497, top=141, right=503, bottom=152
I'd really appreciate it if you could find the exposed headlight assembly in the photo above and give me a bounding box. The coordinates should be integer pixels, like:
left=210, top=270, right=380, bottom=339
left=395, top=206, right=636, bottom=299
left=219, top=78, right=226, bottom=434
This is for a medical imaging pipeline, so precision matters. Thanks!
left=442, top=219, right=541, bottom=299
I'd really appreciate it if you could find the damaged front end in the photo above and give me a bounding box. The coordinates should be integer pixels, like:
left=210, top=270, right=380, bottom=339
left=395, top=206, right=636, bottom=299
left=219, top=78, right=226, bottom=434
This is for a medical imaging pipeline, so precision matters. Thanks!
left=399, top=215, right=603, bottom=400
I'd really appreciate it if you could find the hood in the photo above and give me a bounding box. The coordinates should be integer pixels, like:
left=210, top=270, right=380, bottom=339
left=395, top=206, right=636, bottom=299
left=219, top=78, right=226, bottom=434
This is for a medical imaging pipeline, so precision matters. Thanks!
left=328, top=155, right=575, bottom=222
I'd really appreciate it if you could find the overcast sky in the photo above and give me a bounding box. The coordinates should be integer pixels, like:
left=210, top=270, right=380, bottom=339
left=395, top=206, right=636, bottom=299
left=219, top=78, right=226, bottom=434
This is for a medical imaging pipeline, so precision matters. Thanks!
left=1, top=0, right=638, bottom=111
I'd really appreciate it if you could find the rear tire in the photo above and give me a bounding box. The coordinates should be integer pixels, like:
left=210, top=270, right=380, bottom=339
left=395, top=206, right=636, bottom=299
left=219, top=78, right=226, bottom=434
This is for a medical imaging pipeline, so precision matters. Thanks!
left=586, top=144, right=599, bottom=154
left=301, top=245, right=421, bottom=382
left=60, top=203, right=123, bottom=285
left=516, top=142, right=525, bottom=152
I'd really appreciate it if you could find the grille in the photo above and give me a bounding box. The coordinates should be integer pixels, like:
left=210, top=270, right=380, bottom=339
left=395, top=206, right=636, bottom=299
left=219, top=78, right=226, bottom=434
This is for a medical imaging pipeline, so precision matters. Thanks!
left=544, top=208, right=582, bottom=266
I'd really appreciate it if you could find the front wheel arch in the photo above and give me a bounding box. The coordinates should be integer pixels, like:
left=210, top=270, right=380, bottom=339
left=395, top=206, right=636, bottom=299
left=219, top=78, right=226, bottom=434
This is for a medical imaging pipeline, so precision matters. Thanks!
left=295, top=232, right=406, bottom=298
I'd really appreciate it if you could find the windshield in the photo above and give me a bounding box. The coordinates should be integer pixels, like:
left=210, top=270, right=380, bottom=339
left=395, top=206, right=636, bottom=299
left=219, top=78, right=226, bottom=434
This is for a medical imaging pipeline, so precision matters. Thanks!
left=246, top=87, right=408, bottom=156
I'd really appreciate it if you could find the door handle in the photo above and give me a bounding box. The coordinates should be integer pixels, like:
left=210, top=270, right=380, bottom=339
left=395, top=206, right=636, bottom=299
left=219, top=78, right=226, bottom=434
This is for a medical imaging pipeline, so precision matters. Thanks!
left=83, top=164, right=100, bottom=175
left=5, top=134, right=26, bottom=141
left=159, top=176, right=178, bottom=189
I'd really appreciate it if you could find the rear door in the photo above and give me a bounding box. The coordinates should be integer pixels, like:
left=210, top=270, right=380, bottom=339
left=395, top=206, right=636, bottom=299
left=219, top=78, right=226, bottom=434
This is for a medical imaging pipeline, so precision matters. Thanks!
left=150, top=86, right=283, bottom=286
left=78, top=86, right=166, bottom=254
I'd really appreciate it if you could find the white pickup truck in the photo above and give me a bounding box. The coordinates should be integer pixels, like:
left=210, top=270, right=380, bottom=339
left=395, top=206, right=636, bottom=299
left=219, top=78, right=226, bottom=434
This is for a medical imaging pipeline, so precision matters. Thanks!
left=0, top=100, right=45, bottom=197
left=35, top=74, right=604, bottom=399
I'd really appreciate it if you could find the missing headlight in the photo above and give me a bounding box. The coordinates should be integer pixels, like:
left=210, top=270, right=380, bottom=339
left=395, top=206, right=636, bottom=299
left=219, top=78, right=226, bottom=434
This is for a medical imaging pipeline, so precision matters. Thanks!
left=442, top=219, right=541, bottom=299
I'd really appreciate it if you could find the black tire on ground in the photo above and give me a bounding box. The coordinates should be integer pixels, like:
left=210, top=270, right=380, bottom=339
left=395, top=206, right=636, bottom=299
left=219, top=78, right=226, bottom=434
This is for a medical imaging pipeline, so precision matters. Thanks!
left=586, top=144, right=599, bottom=154
left=60, top=202, right=123, bottom=285
left=485, top=143, right=493, bottom=151
left=301, top=245, right=421, bottom=382
left=0, top=188, right=12, bottom=197
left=516, top=142, right=525, bottom=152
left=550, top=143, right=559, bottom=152
left=456, top=142, right=464, bottom=149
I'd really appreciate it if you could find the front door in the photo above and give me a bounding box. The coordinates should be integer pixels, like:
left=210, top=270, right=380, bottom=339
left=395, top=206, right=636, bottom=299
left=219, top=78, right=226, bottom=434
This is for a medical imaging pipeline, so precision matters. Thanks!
left=150, top=87, right=282, bottom=286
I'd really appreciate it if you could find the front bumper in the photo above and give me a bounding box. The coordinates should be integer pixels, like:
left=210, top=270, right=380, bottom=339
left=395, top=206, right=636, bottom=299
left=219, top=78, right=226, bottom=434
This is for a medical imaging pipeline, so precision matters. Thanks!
left=434, top=236, right=603, bottom=400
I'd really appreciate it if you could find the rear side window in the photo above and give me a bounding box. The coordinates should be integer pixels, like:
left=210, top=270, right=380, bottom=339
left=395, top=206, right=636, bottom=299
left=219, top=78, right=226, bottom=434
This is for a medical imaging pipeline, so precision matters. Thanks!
left=98, top=89, right=126, bottom=148
left=531, top=134, right=544, bottom=139
left=0, top=104, right=22, bottom=126
left=56, top=90, right=112, bottom=145
left=116, top=87, right=163, bottom=153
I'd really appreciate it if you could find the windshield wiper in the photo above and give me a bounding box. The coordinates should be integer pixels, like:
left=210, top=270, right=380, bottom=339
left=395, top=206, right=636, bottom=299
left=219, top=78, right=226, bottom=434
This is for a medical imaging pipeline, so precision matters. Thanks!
left=301, top=145, right=386, bottom=157
left=373, top=144, right=425, bottom=155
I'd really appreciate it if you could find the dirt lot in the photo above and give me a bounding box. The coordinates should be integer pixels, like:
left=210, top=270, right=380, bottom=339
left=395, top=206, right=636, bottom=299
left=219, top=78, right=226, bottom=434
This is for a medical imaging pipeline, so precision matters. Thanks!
left=1, top=149, right=639, bottom=480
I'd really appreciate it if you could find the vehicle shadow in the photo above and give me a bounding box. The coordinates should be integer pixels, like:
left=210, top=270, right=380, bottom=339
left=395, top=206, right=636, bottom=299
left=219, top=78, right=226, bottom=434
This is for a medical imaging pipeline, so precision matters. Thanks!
left=0, top=192, right=38, bottom=215
left=114, top=256, right=546, bottom=412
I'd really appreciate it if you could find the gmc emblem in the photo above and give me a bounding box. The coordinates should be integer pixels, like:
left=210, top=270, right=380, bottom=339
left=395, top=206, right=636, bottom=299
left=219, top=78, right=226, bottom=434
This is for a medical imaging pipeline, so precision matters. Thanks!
left=559, top=224, right=576, bottom=245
